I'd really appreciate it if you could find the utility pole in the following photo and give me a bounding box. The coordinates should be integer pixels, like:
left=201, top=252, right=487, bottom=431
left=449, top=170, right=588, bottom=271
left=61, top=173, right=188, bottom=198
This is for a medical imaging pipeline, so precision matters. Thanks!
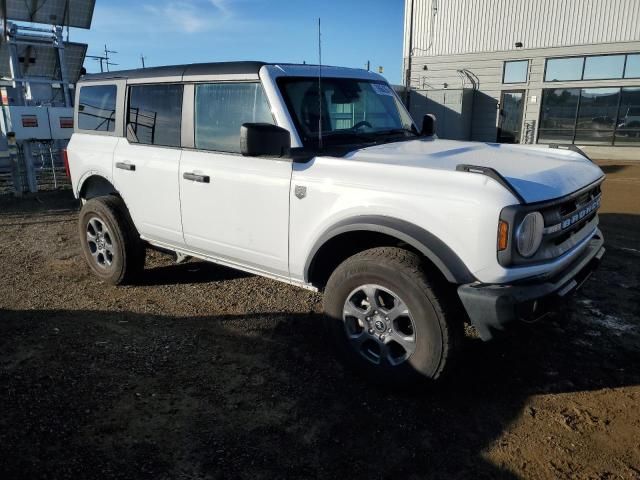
left=366, top=60, right=370, bottom=71
left=140, top=54, right=147, bottom=68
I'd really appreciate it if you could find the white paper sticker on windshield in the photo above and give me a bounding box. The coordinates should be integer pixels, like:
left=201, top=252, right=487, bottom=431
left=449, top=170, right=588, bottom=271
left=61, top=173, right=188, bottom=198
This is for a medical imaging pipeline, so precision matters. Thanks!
left=371, top=83, right=394, bottom=96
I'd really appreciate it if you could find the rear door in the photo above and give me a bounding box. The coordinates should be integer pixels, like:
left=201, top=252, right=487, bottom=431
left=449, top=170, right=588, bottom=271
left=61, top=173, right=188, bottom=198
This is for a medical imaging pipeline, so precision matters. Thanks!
left=113, top=83, right=185, bottom=245
left=179, top=82, right=292, bottom=278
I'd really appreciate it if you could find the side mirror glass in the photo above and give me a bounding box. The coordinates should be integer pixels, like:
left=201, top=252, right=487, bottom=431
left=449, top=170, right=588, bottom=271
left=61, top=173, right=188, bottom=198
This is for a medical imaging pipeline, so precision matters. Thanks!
left=240, top=123, right=291, bottom=158
left=421, top=114, right=437, bottom=137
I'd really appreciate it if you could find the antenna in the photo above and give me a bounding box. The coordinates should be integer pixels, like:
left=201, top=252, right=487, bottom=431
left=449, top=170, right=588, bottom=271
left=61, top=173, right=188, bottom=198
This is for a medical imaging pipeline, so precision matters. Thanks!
left=317, top=17, right=323, bottom=151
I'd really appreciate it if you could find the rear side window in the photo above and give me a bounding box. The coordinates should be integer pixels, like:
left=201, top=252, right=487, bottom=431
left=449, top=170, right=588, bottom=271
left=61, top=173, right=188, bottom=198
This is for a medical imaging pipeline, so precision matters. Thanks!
left=128, top=84, right=183, bottom=147
left=78, top=85, right=117, bottom=132
left=195, top=83, right=273, bottom=153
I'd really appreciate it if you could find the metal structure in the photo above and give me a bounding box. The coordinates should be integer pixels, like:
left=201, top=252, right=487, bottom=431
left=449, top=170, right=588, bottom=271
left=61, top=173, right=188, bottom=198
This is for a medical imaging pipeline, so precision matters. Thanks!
left=0, top=0, right=94, bottom=195
left=403, top=0, right=640, bottom=156
left=1, top=0, right=96, bottom=30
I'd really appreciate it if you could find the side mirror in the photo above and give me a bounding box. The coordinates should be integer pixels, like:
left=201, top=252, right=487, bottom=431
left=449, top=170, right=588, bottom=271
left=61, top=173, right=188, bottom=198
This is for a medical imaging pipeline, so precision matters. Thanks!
left=421, top=114, right=437, bottom=137
left=240, top=123, right=291, bottom=158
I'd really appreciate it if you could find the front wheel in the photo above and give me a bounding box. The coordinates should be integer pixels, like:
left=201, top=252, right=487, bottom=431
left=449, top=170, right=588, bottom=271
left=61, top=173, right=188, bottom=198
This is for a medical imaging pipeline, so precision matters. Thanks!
left=323, top=247, right=462, bottom=386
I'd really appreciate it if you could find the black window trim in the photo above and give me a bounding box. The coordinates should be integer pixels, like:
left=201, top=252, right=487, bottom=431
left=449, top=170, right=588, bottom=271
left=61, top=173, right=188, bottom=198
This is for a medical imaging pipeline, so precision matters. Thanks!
left=502, top=59, right=529, bottom=85
left=544, top=52, right=640, bottom=83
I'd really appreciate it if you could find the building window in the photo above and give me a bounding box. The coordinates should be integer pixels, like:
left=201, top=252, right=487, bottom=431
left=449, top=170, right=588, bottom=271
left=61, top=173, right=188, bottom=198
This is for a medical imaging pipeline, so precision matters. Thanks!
left=128, top=84, right=183, bottom=147
left=616, top=87, right=640, bottom=145
left=545, top=57, right=584, bottom=82
left=575, top=88, right=619, bottom=145
left=538, top=86, right=640, bottom=145
left=583, top=55, right=625, bottom=80
left=538, top=88, right=580, bottom=143
left=625, top=54, right=640, bottom=78
left=78, top=85, right=117, bottom=132
left=503, top=60, right=528, bottom=83
left=545, top=53, right=640, bottom=82
left=194, top=83, right=273, bottom=153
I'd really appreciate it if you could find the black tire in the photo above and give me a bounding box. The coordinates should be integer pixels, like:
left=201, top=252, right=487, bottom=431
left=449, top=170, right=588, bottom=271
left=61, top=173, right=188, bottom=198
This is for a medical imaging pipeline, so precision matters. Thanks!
left=323, top=247, right=462, bottom=386
left=78, top=195, right=145, bottom=285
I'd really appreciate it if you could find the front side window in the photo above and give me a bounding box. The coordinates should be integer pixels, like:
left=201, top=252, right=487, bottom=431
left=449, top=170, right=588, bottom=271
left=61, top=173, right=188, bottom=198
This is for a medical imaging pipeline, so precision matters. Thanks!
left=78, top=85, right=117, bottom=132
left=194, top=83, right=273, bottom=153
left=278, top=77, right=416, bottom=149
left=503, top=60, right=528, bottom=83
left=545, top=57, right=584, bottom=82
left=128, top=84, right=183, bottom=147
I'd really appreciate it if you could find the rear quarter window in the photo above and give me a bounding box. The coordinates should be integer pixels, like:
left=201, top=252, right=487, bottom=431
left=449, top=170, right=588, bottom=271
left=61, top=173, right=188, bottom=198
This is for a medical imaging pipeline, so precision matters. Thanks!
left=78, top=85, right=117, bottom=132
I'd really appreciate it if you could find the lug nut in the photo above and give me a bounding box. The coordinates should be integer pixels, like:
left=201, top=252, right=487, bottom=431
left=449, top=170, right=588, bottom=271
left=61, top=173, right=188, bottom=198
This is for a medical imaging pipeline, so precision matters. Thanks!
left=380, top=335, right=385, bottom=341
left=368, top=329, right=374, bottom=334
left=388, top=328, right=392, bottom=333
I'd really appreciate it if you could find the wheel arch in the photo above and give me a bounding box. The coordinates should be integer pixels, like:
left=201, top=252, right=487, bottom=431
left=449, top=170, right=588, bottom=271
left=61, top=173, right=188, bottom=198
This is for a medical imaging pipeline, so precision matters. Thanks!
left=78, top=174, right=118, bottom=200
left=305, top=216, right=476, bottom=289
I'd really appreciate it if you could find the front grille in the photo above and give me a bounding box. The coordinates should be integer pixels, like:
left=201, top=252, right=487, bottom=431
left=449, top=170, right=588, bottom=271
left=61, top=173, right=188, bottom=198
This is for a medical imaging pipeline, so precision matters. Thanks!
left=498, top=179, right=604, bottom=267
left=531, top=184, right=602, bottom=263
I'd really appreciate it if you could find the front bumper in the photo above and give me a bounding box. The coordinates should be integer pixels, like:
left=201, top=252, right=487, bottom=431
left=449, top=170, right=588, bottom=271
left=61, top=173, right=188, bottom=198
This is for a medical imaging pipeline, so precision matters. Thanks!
left=458, top=230, right=605, bottom=340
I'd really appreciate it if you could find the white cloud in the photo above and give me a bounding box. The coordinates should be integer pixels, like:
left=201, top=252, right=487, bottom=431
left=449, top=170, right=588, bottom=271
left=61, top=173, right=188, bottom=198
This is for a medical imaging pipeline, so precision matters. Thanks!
left=142, top=0, right=234, bottom=33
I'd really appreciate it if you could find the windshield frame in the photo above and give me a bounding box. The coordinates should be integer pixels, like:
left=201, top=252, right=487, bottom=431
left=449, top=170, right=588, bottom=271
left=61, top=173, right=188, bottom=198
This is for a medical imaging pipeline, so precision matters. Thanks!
left=276, top=76, right=418, bottom=151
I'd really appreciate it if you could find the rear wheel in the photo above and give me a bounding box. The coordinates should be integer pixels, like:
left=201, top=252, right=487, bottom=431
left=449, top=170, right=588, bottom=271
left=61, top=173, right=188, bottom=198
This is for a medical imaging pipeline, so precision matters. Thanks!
left=323, top=247, right=461, bottom=385
left=78, top=196, right=145, bottom=285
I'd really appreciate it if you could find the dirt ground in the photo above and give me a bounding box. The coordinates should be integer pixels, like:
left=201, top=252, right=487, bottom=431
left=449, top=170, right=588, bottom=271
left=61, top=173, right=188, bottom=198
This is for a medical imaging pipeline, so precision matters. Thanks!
left=1, top=162, right=639, bottom=479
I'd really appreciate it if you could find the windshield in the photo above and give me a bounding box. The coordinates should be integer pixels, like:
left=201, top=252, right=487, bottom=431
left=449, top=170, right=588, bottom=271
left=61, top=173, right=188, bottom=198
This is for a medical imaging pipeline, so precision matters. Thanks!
left=278, top=77, right=417, bottom=149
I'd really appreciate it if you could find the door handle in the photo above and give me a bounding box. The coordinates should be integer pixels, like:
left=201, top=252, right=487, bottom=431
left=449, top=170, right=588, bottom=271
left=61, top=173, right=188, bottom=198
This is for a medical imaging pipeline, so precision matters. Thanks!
left=116, top=162, right=136, bottom=171
left=183, top=172, right=210, bottom=183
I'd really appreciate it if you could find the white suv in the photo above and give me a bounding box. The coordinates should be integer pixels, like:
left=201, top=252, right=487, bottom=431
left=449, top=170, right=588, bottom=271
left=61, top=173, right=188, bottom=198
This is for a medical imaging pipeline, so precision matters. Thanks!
left=66, top=62, right=605, bottom=385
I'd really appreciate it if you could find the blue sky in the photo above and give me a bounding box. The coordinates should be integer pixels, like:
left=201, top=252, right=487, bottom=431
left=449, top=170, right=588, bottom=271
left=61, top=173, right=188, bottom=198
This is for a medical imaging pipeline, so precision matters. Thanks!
left=69, top=0, right=406, bottom=84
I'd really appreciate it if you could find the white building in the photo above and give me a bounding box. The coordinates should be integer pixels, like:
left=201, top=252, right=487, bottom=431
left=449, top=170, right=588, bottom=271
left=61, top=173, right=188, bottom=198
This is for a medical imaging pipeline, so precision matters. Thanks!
left=403, top=0, right=640, bottom=158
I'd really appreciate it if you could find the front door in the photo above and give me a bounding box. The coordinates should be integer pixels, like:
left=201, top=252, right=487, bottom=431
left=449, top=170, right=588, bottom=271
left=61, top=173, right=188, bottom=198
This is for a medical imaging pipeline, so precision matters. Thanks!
left=179, top=81, right=291, bottom=278
left=497, top=90, right=525, bottom=144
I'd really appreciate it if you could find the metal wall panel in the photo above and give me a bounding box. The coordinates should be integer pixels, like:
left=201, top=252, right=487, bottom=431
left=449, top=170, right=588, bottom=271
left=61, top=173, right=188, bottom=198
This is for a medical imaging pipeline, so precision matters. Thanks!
left=407, top=41, right=640, bottom=143
left=404, top=0, right=640, bottom=58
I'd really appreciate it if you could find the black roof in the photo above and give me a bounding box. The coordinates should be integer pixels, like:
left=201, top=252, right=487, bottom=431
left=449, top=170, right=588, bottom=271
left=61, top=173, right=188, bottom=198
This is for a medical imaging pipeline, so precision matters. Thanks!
left=81, top=61, right=268, bottom=82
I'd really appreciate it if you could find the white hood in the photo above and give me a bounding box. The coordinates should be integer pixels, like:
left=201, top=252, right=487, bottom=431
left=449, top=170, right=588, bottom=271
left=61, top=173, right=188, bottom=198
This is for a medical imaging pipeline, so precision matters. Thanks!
left=344, top=138, right=605, bottom=203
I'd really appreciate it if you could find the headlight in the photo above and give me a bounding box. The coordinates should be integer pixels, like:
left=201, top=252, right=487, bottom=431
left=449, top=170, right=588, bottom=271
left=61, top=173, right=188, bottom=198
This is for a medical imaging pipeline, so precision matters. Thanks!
left=516, top=212, right=544, bottom=257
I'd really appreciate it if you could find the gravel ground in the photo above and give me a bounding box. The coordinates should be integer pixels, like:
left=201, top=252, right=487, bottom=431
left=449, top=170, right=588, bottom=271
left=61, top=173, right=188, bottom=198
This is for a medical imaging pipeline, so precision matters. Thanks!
left=1, top=162, right=639, bottom=479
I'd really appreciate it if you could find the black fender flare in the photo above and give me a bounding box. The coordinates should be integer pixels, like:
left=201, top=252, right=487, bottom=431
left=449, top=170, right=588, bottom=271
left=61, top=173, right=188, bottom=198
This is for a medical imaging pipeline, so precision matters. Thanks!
left=304, top=215, right=476, bottom=284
